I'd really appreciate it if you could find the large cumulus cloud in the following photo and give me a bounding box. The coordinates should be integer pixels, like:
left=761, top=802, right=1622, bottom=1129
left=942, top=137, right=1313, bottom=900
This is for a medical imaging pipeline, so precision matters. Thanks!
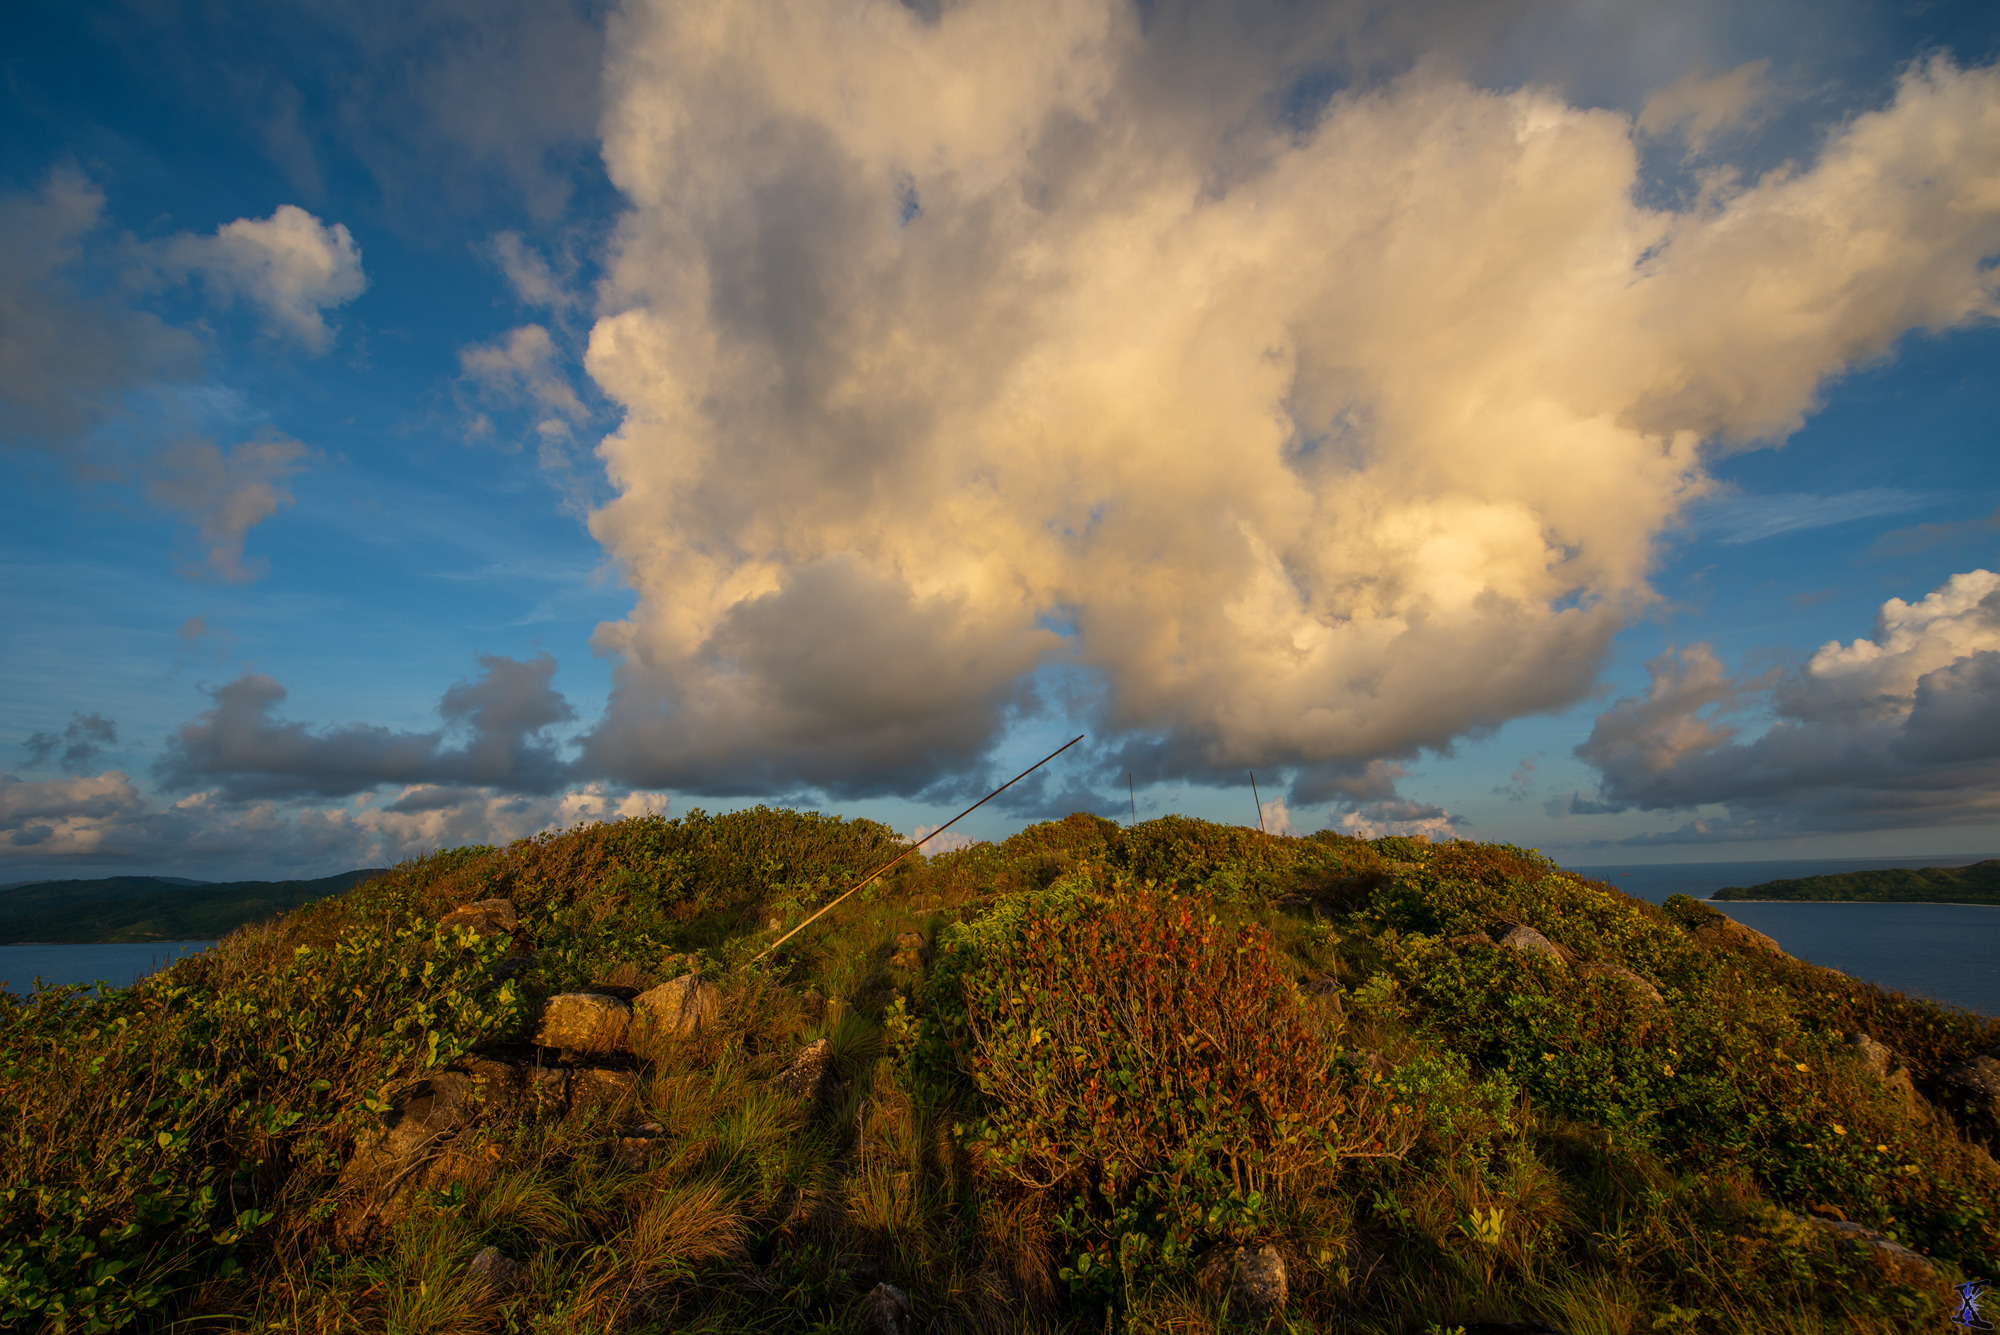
left=573, top=0, right=2000, bottom=802
left=1575, top=568, right=2000, bottom=840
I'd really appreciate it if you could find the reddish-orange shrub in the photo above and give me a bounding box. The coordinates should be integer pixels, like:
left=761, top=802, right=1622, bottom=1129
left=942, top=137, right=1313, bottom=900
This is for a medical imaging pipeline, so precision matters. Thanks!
left=958, top=886, right=1396, bottom=1259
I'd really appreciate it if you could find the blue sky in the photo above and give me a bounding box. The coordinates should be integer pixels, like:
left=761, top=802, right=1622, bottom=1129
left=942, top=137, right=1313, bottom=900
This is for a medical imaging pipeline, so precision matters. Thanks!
left=3, top=0, right=1999, bottom=879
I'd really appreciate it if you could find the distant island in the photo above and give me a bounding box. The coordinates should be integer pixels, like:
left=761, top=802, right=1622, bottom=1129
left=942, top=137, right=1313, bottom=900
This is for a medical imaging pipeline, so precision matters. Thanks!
left=0, top=869, right=385, bottom=943
left=1711, top=858, right=2000, bottom=905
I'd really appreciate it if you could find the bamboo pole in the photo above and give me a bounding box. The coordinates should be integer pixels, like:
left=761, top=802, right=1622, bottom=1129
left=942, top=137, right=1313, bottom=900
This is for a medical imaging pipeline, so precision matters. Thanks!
left=751, top=734, right=1086, bottom=963
left=1250, top=769, right=1265, bottom=834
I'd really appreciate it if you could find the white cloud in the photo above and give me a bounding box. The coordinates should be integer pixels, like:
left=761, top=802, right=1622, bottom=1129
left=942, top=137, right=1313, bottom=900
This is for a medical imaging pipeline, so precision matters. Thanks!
left=1574, top=568, right=2000, bottom=839
left=909, top=822, right=979, bottom=854
left=160, top=205, right=366, bottom=351
left=459, top=323, right=589, bottom=447
left=1637, top=60, right=1775, bottom=152
left=570, top=1, right=2000, bottom=806
left=1331, top=800, right=1458, bottom=842
left=0, top=768, right=667, bottom=878
left=490, top=231, right=581, bottom=313
left=144, top=434, right=313, bottom=582
left=1259, top=797, right=1294, bottom=836
left=1693, top=488, right=1935, bottom=544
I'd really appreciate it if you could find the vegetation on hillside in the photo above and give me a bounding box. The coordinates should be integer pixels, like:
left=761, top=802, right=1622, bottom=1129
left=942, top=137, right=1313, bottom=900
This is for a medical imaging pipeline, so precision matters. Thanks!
left=0, top=871, right=384, bottom=945
left=1710, top=860, right=2000, bottom=905
left=2, top=808, right=1996, bottom=1334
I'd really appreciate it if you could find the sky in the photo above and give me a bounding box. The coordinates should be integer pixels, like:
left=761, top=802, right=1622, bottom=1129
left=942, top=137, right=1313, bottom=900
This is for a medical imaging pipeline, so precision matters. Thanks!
left=3, top=0, right=2000, bottom=881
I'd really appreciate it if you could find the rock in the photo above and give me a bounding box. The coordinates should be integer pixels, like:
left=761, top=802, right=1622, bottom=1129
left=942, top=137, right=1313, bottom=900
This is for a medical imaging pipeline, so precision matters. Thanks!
left=1338, top=1050, right=1394, bottom=1079
left=1940, top=1055, right=2000, bottom=1142
left=1303, top=975, right=1345, bottom=1020
left=457, top=1054, right=527, bottom=1112
left=336, top=1069, right=484, bottom=1242
left=1849, top=1032, right=1931, bottom=1125
left=1578, top=962, right=1663, bottom=1005
left=1695, top=913, right=1788, bottom=956
left=1941, top=1054, right=2000, bottom=1105
left=1232, top=1245, right=1287, bottom=1318
left=528, top=1064, right=569, bottom=1116
left=1850, top=1032, right=1895, bottom=1080
left=864, top=1279, right=916, bottom=1335
left=1794, top=1215, right=1936, bottom=1283
left=771, top=1038, right=845, bottom=1105
left=615, top=1121, right=665, bottom=1170
left=1199, top=1245, right=1286, bottom=1320
left=859, top=1281, right=912, bottom=1335
left=438, top=898, right=517, bottom=938
left=1496, top=925, right=1564, bottom=964
left=633, top=974, right=722, bottom=1039
left=467, top=1246, right=527, bottom=1305
left=570, top=1067, right=639, bottom=1113
left=492, top=952, right=539, bottom=982
left=891, top=931, right=930, bottom=970
left=585, top=983, right=643, bottom=1002
left=534, top=993, right=632, bottom=1055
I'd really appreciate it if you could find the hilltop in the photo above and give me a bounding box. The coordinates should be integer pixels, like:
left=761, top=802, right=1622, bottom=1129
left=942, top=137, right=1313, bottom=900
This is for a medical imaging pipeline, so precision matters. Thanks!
left=0, top=869, right=386, bottom=943
left=1711, top=860, right=2000, bottom=906
left=2, top=809, right=1996, bottom=1335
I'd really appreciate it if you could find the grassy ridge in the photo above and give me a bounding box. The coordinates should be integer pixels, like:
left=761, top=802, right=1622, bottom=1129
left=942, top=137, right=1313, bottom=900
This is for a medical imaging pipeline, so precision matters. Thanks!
left=1711, top=860, right=2000, bottom=905
left=0, top=870, right=385, bottom=943
left=1, top=809, right=1995, bottom=1334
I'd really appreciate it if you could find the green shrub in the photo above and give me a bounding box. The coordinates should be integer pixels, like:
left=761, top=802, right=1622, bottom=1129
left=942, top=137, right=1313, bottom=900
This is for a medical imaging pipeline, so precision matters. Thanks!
left=945, top=882, right=1397, bottom=1303
left=0, top=917, right=524, bottom=1332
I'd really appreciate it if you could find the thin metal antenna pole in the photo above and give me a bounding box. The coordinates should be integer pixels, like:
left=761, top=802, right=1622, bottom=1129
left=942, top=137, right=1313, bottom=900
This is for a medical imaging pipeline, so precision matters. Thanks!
left=1128, top=772, right=1137, bottom=825
left=1250, top=769, right=1265, bottom=834
left=752, top=734, right=1086, bottom=963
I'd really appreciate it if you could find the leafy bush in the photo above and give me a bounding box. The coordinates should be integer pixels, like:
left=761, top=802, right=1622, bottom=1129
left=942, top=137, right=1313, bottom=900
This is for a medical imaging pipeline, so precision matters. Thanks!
left=0, top=918, right=523, bottom=1332
left=945, top=882, right=1399, bottom=1300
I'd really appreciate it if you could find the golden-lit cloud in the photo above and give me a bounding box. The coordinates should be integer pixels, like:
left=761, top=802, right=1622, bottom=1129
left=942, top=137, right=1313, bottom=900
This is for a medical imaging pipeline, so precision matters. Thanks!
left=572, top=0, right=2000, bottom=802
left=1576, top=568, right=2000, bottom=840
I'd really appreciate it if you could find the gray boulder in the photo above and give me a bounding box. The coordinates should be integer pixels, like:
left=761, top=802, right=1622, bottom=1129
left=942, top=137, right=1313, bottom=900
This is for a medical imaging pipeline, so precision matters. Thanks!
left=336, top=1069, right=488, bottom=1243
left=1496, top=925, right=1564, bottom=963
left=616, top=1121, right=666, bottom=1170
left=1794, top=1214, right=1934, bottom=1283
left=438, top=898, right=517, bottom=938
left=633, top=973, right=721, bottom=1040
left=534, top=992, right=632, bottom=1055
left=1578, top=961, right=1662, bottom=1005
left=859, top=1282, right=912, bottom=1335
left=771, top=1038, right=845, bottom=1105
left=467, top=1246, right=528, bottom=1306
left=1200, top=1244, right=1286, bottom=1320
left=1849, top=1032, right=1930, bottom=1125
left=570, top=1066, right=639, bottom=1113
left=891, top=931, right=930, bottom=970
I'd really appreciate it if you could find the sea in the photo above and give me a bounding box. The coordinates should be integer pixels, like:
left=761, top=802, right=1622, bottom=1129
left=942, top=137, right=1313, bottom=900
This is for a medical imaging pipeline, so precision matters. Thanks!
left=1, top=854, right=1996, bottom=1016
left=1574, top=856, right=2000, bottom=1018
left=0, top=941, right=214, bottom=996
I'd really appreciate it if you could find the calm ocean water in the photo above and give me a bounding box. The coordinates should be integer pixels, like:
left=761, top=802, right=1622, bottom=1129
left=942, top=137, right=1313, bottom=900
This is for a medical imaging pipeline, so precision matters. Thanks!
left=1575, top=857, right=2000, bottom=1017
left=0, top=941, right=214, bottom=995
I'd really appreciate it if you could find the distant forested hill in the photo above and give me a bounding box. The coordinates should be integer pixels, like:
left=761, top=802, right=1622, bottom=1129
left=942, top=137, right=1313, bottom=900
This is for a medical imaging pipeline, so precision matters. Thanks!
left=0, top=870, right=385, bottom=943
left=1711, top=860, right=2000, bottom=904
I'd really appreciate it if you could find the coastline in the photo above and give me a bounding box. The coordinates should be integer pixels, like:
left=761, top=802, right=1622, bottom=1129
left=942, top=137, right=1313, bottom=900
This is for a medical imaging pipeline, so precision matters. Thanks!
left=1705, top=897, right=2000, bottom=906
